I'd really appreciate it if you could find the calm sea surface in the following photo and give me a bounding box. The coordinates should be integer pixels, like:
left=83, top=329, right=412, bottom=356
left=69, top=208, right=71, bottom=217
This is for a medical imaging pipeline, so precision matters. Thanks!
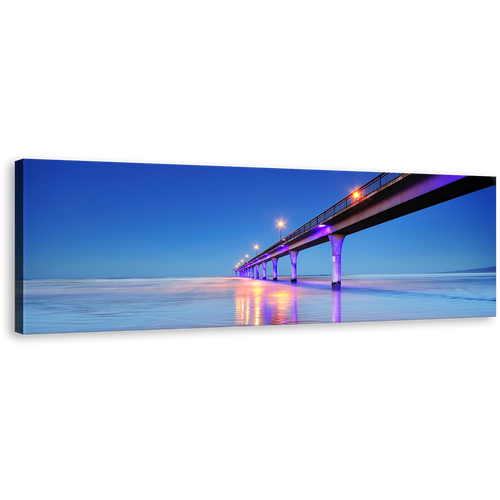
left=18, top=273, right=496, bottom=334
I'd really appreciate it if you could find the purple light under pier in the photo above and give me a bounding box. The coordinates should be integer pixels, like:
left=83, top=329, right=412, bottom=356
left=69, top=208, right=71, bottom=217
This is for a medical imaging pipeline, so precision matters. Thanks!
left=289, top=250, right=298, bottom=283
left=328, top=234, right=345, bottom=287
left=272, top=258, right=278, bottom=280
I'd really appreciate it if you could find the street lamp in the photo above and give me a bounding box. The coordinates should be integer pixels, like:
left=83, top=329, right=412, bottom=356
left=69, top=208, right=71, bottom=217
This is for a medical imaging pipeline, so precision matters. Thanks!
left=254, top=244, right=259, bottom=256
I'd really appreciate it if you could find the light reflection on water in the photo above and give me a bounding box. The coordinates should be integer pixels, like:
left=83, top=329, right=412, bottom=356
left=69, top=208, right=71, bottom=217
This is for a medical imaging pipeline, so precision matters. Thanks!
left=19, top=273, right=496, bottom=334
left=233, top=279, right=361, bottom=326
left=235, top=282, right=300, bottom=326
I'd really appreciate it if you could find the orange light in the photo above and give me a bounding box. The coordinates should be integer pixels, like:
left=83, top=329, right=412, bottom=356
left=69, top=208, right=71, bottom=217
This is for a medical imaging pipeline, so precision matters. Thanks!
left=278, top=221, right=284, bottom=227
left=353, top=191, right=360, bottom=198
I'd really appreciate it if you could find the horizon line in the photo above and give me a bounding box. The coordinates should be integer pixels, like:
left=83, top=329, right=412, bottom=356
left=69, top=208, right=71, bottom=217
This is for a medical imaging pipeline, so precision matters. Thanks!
left=20, top=266, right=497, bottom=281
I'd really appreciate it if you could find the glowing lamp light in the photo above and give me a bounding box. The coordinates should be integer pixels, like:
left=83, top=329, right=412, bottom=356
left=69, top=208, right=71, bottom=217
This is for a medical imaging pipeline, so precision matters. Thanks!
left=318, top=224, right=325, bottom=227
left=353, top=191, right=360, bottom=199
left=278, top=220, right=284, bottom=240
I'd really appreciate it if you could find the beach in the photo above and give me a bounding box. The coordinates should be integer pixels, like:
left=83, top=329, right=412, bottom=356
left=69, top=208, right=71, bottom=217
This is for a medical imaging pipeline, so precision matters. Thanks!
left=18, top=273, right=496, bottom=334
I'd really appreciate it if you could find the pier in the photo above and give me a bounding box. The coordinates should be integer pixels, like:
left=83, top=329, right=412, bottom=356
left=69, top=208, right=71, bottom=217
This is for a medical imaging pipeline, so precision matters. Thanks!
left=234, top=172, right=495, bottom=286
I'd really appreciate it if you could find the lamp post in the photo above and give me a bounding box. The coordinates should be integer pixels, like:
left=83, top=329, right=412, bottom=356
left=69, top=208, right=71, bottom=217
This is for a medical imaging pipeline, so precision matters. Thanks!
left=278, top=221, right=284, bottom=240
left=254, top=244, right=259, bottom=256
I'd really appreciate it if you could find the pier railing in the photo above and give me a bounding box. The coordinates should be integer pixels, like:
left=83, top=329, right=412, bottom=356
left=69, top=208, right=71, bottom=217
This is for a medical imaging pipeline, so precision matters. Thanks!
left=252, top=172, right=404, bottom=263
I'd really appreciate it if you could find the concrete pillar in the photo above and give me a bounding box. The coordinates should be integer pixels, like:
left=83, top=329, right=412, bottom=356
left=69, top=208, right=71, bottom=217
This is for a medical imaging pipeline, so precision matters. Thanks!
left=289, top=250, right=299, bottom=282
left=251, top=266, right=255, bottom=278
left=328, top=234, right=345, bottom=287
left=235, top=271, right=237, bottom=277
left=262, top=261, right=267, bottom=279
left=272, top=258, right=278, bottom=280
left=255, top=264, right=259, bottom=279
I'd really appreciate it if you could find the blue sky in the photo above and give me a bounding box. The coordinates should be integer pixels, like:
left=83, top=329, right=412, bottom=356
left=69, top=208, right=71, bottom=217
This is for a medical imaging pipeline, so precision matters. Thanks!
left=20, top=159, right=496, bottom=279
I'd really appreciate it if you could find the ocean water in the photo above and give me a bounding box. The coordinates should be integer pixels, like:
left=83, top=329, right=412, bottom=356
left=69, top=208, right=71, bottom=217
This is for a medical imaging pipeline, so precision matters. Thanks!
left=17, top=273, right=496, bottom=334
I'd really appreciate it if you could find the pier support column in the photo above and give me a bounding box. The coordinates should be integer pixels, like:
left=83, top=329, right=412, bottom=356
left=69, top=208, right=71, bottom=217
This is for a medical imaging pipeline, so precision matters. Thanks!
left=251, top=266, right=255, bottom=278
left=255, top=264, right=259, bottom=279
left=328, top=234, right=345, bottom=287
left=289, top=250, right=299, bottom=282
left=272, top=258, right=278, bottom=280
left=262, top=261, right=267, bottom=279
